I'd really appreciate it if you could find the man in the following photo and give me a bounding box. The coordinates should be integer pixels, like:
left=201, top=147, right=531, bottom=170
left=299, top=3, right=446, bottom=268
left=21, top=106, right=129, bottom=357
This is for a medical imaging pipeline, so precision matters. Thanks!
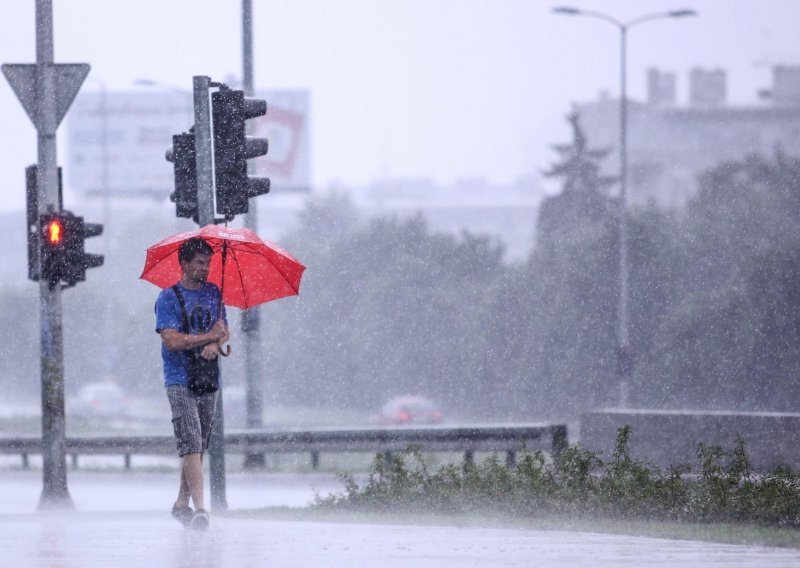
left=154, top=237, right=229, bottom=530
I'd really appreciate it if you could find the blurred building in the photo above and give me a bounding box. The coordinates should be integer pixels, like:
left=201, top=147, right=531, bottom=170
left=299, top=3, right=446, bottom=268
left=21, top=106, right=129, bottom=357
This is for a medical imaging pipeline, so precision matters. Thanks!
left=67, top=88, right=311, bottom=199
left=576, top=65, right=800, bottom=207
left=63, top=89, right=544, bottom=264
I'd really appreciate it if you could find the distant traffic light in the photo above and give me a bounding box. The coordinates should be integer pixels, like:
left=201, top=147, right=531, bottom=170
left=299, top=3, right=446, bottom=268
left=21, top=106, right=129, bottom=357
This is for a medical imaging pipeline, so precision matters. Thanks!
left=39, top=210, right=103, bottom=289
left=166, top=131, right=198, bottom=222
left=211, top=87, right=270, bottom=217
left=25, top=165, right=63, bottom=282
left=39, top=213, right=68, bottom=287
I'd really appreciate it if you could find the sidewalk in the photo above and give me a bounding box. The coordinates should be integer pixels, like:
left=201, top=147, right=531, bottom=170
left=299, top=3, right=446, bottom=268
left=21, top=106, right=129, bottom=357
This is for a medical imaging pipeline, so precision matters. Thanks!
left=2, top=469, right=343, bottom=514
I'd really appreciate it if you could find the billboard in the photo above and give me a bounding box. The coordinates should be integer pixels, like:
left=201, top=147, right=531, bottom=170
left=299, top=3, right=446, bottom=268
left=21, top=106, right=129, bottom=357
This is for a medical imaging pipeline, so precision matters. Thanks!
left=66, top=89, right=310, bottom=198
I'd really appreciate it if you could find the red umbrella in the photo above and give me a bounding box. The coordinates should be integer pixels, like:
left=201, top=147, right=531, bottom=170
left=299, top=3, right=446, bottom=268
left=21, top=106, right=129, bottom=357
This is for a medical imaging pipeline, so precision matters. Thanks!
left=140, top=224, right=306, bottom=309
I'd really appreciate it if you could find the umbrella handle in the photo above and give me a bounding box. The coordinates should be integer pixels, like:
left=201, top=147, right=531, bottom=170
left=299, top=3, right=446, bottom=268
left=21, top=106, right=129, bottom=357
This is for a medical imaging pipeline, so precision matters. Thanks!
left=219, top=343, right=232, bottom=357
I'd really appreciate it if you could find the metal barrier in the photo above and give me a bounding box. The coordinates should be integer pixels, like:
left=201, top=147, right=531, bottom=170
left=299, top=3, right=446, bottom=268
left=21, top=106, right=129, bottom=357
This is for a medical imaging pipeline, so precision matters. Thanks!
left=0, top=423, right=568, bottom=470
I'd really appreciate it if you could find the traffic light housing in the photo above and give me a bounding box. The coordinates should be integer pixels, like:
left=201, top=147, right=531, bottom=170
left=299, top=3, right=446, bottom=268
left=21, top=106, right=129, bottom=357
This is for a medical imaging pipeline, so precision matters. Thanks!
left=39, top=210, right=103, bottom=289
left=211, top=88, right=270, bottom=217
left=25, top=165, right=63, bottom=282
left=68, top=215, right=104, bottom=286
left=166, top=131, right=198, bottom=222
left=39, top=213, right=68, bottom=287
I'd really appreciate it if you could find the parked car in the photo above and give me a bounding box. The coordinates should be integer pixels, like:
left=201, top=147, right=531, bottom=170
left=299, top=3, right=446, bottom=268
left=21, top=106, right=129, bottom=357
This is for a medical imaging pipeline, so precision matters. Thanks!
left=377, top=396, right=443, bottom=425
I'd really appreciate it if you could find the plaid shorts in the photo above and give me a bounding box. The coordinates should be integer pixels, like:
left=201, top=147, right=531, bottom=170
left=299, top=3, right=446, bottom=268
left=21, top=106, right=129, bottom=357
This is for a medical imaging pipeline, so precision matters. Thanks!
left=166, top=385, right=218, bottom=457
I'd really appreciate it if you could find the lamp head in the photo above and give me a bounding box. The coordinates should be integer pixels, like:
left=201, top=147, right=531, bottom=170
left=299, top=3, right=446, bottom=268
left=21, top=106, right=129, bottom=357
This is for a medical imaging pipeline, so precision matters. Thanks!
left=552, top=6, right=581, bottom=15
left=668, top=9, right=697, bottom=18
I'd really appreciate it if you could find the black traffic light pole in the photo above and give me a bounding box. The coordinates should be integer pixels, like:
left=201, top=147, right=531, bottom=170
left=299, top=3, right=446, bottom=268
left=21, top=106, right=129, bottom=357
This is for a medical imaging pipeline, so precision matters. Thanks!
left=2, top=0, right=88, bottom=509
left=170, top=75, right=271, bottom=509
left=34, top=0, right=72, bottom=511
left=4, top=1, right=103, bottom=510
left=193, top=75, right=229, bottom=512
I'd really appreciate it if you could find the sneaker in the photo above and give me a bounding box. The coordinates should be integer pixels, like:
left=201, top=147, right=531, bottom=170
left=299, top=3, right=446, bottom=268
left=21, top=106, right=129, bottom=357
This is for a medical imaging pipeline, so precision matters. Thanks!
left=171, top=504, right=194, bottom=527
left=190, top=508, right=210, bottom=531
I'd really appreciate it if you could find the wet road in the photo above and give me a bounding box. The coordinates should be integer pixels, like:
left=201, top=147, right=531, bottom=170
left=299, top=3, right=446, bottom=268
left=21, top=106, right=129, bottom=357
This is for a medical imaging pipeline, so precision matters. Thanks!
left=3, top=511, right=800, bottom=568
left=2, top=470, right=800, bottom=567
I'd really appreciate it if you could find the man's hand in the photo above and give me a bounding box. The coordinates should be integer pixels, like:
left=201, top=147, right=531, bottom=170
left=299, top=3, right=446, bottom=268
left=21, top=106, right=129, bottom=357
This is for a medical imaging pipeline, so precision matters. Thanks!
left=210, top=320, right=229, bottom=342
left=200, top=342, right=220, bottom=360
left=159, top=320, right=230, bottom=353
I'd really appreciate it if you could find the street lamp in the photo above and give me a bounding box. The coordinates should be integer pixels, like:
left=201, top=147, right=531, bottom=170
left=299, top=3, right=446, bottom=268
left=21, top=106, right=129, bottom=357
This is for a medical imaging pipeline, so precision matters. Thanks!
left=552, top=6, right=696, bottom=407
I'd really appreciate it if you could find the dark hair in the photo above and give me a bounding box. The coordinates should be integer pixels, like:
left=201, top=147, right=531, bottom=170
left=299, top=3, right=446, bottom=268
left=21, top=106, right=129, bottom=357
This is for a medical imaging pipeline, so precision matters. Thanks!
left=178, top=238, right=213, bottom=265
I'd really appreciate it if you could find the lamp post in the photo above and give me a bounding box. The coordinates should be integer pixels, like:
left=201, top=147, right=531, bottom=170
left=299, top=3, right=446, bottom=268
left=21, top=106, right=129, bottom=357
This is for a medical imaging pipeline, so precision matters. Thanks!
left=552, top=7, right=696, bottom=407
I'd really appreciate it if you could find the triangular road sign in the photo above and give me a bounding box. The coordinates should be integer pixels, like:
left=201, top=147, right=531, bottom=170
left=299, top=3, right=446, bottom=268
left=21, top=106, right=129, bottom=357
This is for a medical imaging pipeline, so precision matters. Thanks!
left=1, top=64, right=37, bottom=126
left=53, top=64, right=90, bottom=127
left=2, top=63, right=90, bottom=131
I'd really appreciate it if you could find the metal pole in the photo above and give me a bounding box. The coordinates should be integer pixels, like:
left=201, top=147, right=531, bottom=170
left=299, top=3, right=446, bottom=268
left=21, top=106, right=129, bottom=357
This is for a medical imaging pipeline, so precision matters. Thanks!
left=241, top=0, right=266, bottom=468
left=100, top=83, right=110, bottom=242
left=193, top=75, right=228, bottom=511
left=35, top=0, right=72, bottom=510
left=99, top=81, right=116, bottom=378
left=551, top=8, right=696, bottom=410
left=617, top=26, right=631, bottom=408
left=193, top=76, right=215, bottom=226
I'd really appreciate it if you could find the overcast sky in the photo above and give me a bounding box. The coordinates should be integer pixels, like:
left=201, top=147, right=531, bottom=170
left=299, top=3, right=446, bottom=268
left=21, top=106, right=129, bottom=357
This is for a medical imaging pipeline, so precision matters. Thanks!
left=1, top=0, right=799, bottom=213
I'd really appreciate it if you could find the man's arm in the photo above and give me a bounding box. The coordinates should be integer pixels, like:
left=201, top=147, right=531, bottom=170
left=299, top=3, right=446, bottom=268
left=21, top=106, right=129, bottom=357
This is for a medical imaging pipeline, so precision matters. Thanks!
left=160, top=320, right=228, bottom=352
left=200, top=323, right=231, bottom=360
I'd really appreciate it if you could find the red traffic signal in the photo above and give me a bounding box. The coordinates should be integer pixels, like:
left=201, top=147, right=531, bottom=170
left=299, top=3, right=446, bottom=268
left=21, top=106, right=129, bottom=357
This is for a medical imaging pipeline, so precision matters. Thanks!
left=45, top=218, right=64, bottom=245
left=39, top=211, right=104, bottom=289
left=40, top=213, right=69, bottom=287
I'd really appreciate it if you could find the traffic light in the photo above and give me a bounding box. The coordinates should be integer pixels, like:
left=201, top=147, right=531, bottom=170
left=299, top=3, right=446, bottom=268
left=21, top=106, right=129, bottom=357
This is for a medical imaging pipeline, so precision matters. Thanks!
left=211, top=88, right=270, bottom=217
left=25, top=165, right=63, bottom=282
left=39, top=211, right=103, bottom=289
left=39, top=213, right=68, bottom=287
left=66, top=215, right=104, bottom=286
left=166, top=131, right=198, bottom=222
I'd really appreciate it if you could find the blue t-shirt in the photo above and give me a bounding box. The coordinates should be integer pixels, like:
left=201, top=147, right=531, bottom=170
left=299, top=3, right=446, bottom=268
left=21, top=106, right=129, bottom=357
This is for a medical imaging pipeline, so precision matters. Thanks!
left=155, top=282, right=227, bottom=387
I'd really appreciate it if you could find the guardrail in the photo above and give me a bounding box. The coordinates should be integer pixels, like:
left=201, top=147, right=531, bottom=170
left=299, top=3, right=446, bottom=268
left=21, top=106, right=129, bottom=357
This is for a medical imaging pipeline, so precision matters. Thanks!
left=0, top=423, right=568, bottom=470
left=581, top=409, right=800, bottom=473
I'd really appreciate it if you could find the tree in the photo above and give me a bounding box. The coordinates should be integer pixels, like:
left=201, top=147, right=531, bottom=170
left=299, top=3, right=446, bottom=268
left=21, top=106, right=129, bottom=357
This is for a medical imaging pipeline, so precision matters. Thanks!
left=537, top=112, right=616, bottom=240
left=260, top=195, right=508, bottom=418
left=644, top=151, right=800, bottom=410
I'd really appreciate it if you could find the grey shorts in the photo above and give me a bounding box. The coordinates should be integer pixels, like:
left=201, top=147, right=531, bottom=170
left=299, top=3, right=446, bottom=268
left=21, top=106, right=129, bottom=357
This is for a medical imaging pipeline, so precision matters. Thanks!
left=166, top=385, right=218, bottom=457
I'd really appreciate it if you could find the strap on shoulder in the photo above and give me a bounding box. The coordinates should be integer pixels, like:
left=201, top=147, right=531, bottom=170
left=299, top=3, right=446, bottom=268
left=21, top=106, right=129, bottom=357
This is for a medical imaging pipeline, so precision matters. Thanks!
left=171, top=285, right=190, bottom=334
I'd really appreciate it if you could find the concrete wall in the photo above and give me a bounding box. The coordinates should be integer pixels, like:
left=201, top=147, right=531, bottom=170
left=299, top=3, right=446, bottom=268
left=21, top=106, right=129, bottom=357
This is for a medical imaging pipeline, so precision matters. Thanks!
left=579, top=409, right=800, bottom=473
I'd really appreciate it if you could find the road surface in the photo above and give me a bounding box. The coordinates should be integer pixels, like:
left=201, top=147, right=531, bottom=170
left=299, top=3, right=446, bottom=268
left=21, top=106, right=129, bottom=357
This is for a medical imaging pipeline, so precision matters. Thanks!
left=2, top=470, right=799, bottom=567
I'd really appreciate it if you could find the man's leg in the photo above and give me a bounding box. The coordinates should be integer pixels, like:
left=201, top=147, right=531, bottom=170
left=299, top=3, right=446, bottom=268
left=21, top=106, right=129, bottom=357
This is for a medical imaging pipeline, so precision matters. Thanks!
left=167, top=385, right=204, bottom=525
left=187, top=390, right=218, bottom=529
left=175, top=465, right=191, bottom=508
left=182, top=452, right=205, bottom=511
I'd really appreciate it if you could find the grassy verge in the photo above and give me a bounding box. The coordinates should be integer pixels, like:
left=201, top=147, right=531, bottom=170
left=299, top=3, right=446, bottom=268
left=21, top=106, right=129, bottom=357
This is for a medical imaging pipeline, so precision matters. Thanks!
left=281, top=426, right=800, bottom=545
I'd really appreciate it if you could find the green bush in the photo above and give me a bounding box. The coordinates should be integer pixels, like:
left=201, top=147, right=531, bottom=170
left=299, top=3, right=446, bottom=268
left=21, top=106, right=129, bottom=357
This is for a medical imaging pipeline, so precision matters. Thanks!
left=316, top=426, right=800, bottom=527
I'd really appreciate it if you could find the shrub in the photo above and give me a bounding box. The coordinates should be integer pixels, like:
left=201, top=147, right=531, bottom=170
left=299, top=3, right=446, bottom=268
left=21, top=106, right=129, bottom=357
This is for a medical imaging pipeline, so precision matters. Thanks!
left=315, top=426, right=800, bottom=527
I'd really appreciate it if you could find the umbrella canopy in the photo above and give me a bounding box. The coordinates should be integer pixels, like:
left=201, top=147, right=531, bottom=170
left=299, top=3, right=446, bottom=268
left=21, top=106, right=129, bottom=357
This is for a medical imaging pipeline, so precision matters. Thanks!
left=140, top=224, right=306, bottom=309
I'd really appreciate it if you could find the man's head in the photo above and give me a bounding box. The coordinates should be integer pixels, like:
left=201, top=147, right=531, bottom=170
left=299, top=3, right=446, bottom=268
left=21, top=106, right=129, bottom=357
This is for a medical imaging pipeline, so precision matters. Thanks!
left=178, top=238, right=213, bottom=285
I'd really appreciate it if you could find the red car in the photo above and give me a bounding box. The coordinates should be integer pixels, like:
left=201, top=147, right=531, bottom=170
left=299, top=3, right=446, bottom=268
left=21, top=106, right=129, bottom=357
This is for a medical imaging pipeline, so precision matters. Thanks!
left=378, top=396, right=443, bottom=425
